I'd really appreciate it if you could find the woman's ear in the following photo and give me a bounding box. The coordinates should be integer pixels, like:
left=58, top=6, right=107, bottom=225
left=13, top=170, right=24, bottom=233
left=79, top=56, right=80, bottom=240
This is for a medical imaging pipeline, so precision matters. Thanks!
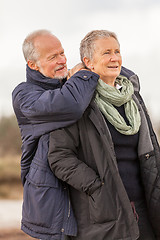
left=83, top=57, right=94, bottom=71
left=27, top=60, right=39, bottom=71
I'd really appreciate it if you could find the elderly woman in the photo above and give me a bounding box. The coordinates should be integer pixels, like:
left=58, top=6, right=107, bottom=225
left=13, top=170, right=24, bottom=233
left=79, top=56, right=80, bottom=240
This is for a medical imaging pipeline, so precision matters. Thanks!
left=48, top=30, right=160, bottom=239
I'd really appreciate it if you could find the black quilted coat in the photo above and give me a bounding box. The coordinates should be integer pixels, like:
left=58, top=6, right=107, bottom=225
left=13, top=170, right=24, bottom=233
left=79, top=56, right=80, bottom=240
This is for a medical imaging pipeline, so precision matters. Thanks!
left=49, top=67, right=160, bottom=240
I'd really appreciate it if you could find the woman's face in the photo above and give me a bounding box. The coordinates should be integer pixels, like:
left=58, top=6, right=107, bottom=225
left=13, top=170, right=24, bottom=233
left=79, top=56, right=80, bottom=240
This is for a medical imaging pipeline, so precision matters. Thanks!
left=90, top=37, right=122, bottom=85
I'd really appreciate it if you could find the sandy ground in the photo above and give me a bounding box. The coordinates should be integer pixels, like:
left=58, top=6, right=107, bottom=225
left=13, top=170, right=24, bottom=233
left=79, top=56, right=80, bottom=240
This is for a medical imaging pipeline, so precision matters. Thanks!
left=0, top=228, right=35, bottom=239
left=0, top=200, right=34, bottom=239
left=0, top=200, right=22, bottom=229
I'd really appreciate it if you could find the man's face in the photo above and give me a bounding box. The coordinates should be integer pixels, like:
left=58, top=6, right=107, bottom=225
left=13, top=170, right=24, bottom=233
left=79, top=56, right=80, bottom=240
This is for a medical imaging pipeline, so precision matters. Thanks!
left=34, top=34, right=68, bottom=79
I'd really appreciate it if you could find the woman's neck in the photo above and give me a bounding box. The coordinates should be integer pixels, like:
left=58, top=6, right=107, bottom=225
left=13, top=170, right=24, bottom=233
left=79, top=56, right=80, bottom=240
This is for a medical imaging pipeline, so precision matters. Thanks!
left=101, top=77, right=116, bottom=87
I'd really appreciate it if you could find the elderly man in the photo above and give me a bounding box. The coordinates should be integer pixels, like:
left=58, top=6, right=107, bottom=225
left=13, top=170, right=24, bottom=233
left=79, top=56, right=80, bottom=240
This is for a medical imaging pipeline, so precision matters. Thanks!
left=12, top=29, right=99, bottom=240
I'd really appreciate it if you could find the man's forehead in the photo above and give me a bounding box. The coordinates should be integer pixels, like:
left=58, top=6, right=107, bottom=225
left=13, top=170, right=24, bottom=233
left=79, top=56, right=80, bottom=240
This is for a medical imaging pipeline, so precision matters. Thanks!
left=35, top=35, right=64, bottom=57
left=34, top=34, right=61, bottom=49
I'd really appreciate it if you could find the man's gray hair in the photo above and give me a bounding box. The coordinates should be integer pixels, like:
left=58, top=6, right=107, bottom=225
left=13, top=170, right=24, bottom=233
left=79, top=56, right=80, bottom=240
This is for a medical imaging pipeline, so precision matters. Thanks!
left=22, top=29, right=52, bottom=62
left=80, top=30, right=119, bottom=63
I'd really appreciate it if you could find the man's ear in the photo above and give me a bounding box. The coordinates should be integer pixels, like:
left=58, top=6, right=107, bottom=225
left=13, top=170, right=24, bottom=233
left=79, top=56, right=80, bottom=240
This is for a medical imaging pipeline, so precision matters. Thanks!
left=83, top=57, right=94, bottom=70
left=27, top=60, right=39, bottom=71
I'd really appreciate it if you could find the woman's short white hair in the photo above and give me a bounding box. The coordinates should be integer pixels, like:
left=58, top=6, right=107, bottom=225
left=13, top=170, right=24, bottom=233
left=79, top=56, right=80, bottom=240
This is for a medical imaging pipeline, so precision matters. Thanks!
left=22, top=29, right=52, bottom=62
left=80, top=30, right=119, bottom=64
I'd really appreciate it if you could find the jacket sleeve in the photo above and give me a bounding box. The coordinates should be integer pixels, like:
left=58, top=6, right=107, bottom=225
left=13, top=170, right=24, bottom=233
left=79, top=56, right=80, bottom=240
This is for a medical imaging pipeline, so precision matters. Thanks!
left=12, top=70, right=99, bottom=124
left=48, top=124, right=102, bottom=195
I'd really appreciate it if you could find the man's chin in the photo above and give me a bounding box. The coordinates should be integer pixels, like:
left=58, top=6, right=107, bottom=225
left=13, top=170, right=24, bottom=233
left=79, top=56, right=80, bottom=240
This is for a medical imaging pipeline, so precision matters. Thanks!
left=55, top=72, right=68, bottom=80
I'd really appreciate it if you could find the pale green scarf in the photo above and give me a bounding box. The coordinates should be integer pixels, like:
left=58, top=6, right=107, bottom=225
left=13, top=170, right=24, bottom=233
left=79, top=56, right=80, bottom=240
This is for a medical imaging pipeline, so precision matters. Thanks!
left=95, top=75, right=141, bottom=135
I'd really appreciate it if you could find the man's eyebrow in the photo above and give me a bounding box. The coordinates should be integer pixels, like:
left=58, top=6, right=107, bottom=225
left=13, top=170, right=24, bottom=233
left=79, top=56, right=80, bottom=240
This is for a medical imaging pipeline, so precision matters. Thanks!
left=47, top=53, right=57, bottom=59
left=47, top=49, right=65, bottom=59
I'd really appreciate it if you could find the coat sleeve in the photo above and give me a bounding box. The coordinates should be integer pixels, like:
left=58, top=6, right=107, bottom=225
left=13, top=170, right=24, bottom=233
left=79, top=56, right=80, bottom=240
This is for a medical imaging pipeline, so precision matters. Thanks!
left=48, top=124, right=102, bottom=195
left=12, top=70, right=99, bottom=125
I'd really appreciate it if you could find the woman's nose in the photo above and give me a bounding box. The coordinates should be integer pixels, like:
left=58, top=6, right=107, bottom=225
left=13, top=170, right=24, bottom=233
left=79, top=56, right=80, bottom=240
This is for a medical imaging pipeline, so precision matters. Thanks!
left=110, top=53, right=119, bottom=61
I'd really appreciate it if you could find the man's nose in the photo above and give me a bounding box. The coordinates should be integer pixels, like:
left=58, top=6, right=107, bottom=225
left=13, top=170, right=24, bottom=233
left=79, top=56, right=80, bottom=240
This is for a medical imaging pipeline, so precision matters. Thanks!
left=57, top=55, right=66, bottom=64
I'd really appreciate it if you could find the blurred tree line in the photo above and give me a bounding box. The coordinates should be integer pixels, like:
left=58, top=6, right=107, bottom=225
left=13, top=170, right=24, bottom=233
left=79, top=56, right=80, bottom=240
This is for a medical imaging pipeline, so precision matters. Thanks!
left=0, top=114, right=160, bottom=157
left=0, top=115, right=21, bottom=156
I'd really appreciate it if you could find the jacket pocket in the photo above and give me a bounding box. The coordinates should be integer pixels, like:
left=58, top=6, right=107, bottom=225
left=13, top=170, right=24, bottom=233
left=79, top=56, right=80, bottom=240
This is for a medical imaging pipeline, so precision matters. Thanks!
left=139, top=151, right=157, bottom=187
left=26, top=162, right=60, bottom=188
left=88, top=184, right=117, bottom=224
left=22, top=177, right=67, bottom=230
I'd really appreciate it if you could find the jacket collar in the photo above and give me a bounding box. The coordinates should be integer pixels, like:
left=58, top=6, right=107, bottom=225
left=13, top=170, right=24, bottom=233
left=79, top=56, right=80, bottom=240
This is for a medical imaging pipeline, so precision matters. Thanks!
left=26, top=65, right=66, bottom=90
left=121, top=66, right=140, bottom=92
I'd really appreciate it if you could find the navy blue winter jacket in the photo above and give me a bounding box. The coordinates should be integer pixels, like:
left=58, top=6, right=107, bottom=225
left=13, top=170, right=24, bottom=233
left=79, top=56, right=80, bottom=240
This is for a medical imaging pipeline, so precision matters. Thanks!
left=12, top=66, right=99, bottom=239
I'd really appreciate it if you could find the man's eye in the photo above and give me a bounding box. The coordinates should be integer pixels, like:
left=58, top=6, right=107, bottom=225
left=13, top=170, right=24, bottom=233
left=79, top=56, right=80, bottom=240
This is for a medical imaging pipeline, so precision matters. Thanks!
left=49, top=56, right=56, bottom=60
left=104, top=52, right=110, bottom=54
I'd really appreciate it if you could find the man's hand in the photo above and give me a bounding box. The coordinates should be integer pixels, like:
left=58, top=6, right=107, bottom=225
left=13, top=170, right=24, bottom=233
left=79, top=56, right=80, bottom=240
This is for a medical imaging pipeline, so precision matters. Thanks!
left=68, top=62, right=89, bottom=79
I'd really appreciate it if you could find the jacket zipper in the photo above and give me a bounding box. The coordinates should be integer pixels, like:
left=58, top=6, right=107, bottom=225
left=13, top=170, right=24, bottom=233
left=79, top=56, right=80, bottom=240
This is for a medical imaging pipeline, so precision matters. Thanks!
left=68, top=199, right=71, bottom=218
left=67, top=188, right=71, bottom=218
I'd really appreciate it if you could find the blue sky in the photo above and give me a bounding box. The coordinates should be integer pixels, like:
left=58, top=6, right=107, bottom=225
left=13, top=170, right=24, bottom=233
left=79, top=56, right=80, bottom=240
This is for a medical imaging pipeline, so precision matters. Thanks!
left=1, top=0, right=160, bottom=123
